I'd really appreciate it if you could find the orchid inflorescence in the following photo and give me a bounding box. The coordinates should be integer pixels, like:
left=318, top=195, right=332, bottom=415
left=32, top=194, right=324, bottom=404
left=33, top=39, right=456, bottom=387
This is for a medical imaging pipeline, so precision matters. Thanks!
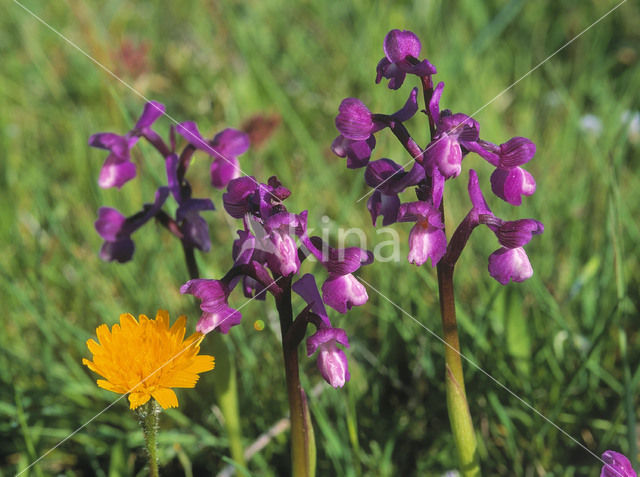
left=91, top=101, right=249, bottom=262
left=333, top=29, right=543, bottom=284
left=181, top=174, right=373, bottom=388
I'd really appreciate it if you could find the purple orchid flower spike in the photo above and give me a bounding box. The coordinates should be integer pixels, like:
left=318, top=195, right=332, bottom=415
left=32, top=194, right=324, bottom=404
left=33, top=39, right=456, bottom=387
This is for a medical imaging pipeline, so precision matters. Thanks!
left=95, top=187, right=169, bottom=262
left=91, top=101, right=252, bottom=280
left=181, top=278, right=242, bottom=334
left=89, top=101, right=165, bottom=189
left=601, top=450, right=637, bottom=477
left=334, top=28, right=544, bottom=474
left=376, top=29, right=437, bottom=90
left=177, top=171, right=373, bottom=471
left=176, top=122, right=250, bottom=189
left=338, top=28, right=543, bottom=285
left=179, top=174, right=373, bottom=420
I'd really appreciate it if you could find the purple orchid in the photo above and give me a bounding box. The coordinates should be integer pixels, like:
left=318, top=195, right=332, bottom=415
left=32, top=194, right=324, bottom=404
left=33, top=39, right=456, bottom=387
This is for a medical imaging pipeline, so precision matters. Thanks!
left=89, top=101, right=165, bottom=189
left=166, top=153, right=216, bottom=251
left=425, top=112, right=480, bottom=180
left=465, top=170, right=543, bottom=284
left=332, top=88, right=420, bottom=170
left=334, top=29, right=543, bottom=284
left=305, top=240, right=374, bottom=314
left=222, top=176, right=306, bottom=280
left=331, top=27, right=545, bottom=474
left=308, top=327, right=351, bottom=388
left=601, top=451, right=637, bottom=477
left=293, top=274, right=351, bottom=388
left=331, top=134, right=377, bottom=169
left=335, top=98, right=378, bottom=141
left=176, top=122, right=250, bottom=189
left=321, top=274, right=368, bottom=314
left=365, top=159, right=424, bottom=226
left=95, top=187, right=169, bottom=262
left=180, top=279, right=242, bottom=334
left=183, top=175, right=373, bottom=387
left=376, top=29, right=437, bottom=90
left=91, top=101, right=244, bottom=263
left=397, top=201, right=446, bottom=267
left=466, top=136, right=537, bottom=205
left=177, top=198, right=216, bottom=251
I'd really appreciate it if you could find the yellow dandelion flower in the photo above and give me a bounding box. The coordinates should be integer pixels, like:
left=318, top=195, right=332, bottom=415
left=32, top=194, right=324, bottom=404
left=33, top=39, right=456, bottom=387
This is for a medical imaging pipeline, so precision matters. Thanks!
left=83, top=310, right=214, bottom=410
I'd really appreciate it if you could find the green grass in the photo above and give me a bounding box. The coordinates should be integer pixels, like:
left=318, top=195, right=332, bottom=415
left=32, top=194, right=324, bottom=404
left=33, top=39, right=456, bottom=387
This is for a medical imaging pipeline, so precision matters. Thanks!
left=2, top=0, right=640, bottom=475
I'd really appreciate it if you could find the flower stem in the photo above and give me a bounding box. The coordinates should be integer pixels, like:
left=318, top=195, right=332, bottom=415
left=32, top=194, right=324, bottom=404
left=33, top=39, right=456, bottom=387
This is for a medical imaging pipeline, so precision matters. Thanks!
left=437, top=261, right=481, bottom=477
left=275, top=277, right=316, bottom=477
left=139, top=400, right=160, bottom=477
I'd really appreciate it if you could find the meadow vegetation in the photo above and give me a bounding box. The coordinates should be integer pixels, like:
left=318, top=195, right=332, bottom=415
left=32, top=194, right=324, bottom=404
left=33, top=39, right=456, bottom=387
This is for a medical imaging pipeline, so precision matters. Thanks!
left=1, top=1, right=639, bottom=475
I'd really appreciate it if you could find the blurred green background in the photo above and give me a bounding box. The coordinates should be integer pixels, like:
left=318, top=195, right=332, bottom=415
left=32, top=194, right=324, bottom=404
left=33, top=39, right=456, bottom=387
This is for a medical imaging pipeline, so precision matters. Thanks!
left=1, top=0, right=639, bottom=475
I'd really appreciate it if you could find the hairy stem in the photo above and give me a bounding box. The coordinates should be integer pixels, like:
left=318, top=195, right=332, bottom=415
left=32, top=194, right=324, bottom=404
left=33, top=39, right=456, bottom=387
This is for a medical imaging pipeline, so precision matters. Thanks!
left=139, top=400, right=160, bottom=477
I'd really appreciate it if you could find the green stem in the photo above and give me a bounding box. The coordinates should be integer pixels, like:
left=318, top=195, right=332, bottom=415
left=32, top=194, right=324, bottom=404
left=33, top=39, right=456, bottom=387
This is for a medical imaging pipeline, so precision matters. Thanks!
left=139, top=400, right=160, bottom=477
left=275, top=278, right=316, bottom=477
left=437, top=262, right=481, bottom=477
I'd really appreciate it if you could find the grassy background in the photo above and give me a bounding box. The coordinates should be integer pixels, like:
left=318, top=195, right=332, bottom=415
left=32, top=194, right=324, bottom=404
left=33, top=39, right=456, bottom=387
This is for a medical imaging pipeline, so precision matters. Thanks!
left=1, top=0, right=639, bottom=475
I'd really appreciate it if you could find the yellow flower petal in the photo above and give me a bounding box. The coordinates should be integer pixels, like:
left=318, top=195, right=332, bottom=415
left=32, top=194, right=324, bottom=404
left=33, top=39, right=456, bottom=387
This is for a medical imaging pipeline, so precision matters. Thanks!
left=156, top=309, right=171, bottom=329
left=128, top=391, right=151, bottom=410
left=151, top=388, right=179, bottom=409
left=97, top=379, right=128, bottom=394
left=95, top=324, right=111, bottom=346
left=83, top=310, right=215, bottom=409
left=169, top=314, right=187, bottom=343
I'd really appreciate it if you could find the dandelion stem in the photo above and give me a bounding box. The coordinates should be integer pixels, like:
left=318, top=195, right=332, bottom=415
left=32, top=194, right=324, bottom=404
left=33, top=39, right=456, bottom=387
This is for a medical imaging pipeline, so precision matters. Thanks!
left=140, top=400, right=160, bottom=477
